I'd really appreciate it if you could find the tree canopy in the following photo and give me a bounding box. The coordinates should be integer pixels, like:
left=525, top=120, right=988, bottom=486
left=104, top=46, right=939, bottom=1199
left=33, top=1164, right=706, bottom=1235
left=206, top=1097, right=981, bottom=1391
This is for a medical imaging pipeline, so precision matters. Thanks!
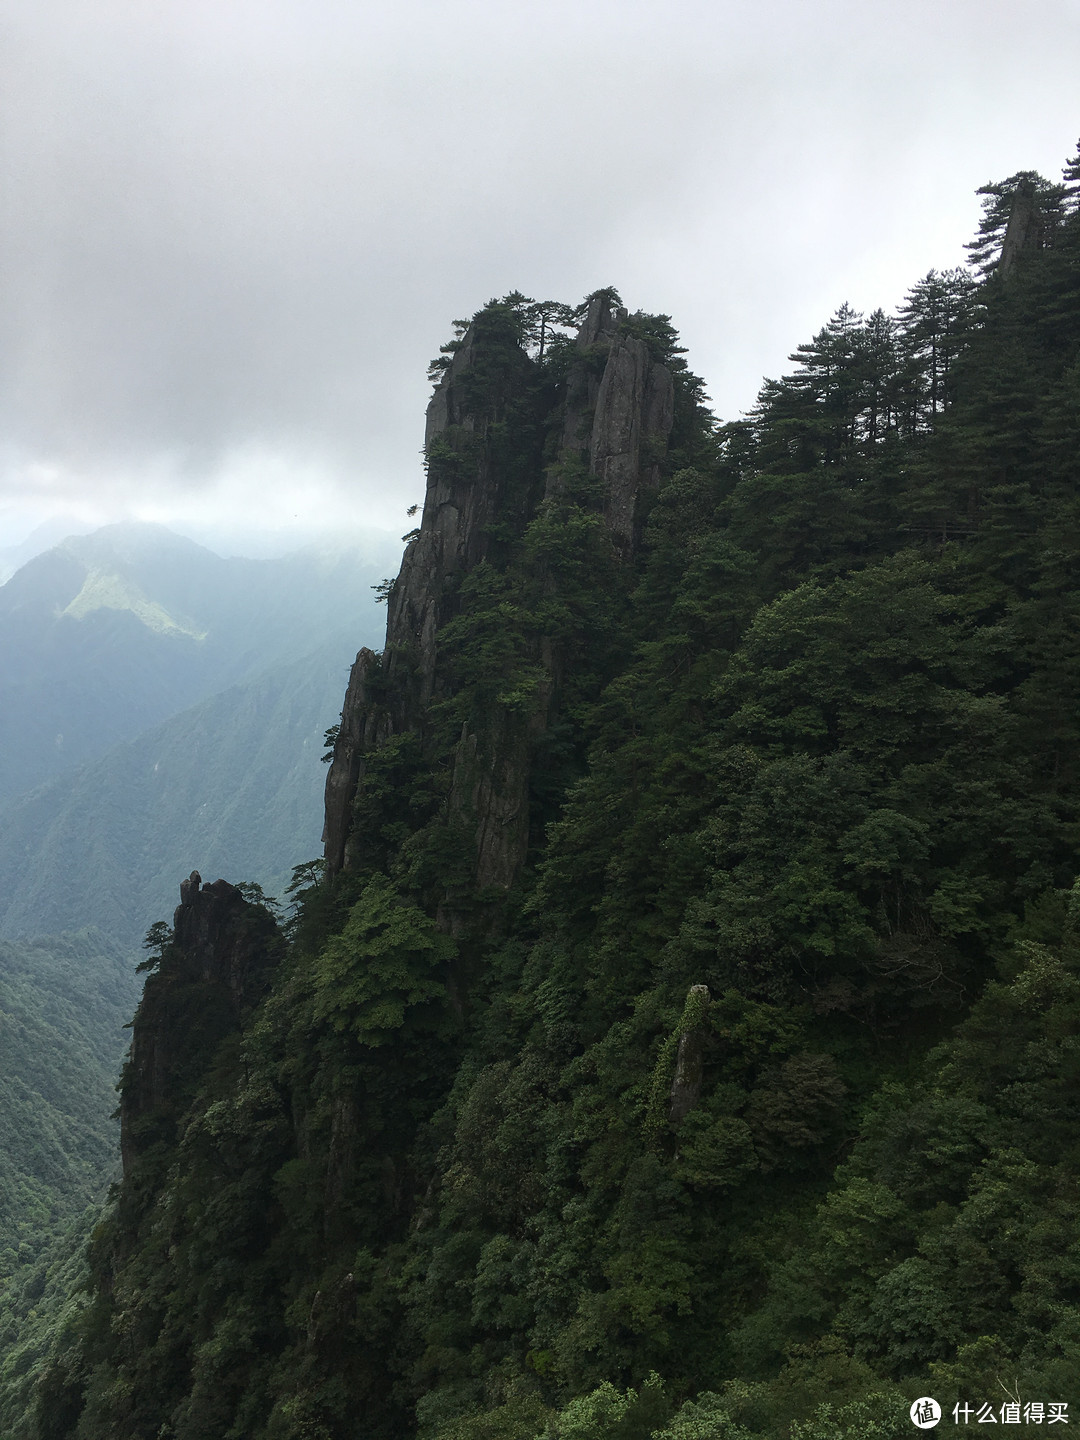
left=24, top=143, right=1080, bottom=1440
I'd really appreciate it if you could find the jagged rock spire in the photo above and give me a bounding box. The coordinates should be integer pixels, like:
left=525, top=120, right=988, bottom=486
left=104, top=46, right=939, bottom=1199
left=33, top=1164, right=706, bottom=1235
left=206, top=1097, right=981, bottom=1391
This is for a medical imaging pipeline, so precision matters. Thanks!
left=122, top=877, right=279, bottom=1175
left=556, top=292, right=675, bottom=551
left=999, top=177, right=1042, bottom=277
left=322, top=292, right=675, bottom=892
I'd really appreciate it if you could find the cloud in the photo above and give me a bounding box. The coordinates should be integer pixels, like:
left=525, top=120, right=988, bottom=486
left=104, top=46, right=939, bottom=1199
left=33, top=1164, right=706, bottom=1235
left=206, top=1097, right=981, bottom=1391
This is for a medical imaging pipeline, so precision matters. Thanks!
left=2, top=0, right=1078, bottom=545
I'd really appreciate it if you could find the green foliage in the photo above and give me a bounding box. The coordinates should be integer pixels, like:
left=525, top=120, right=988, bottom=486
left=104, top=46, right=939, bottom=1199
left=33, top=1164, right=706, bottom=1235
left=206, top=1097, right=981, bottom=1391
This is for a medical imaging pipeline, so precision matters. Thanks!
left=0, top=931, right=138, bottom=1437
left=312, top=875, right=456, bottom=1044
left=546, top=1372, right=669, bottom=1439
left=285, top=858, right=325, bottom=901
left=137, top=919, right=173, bottom=972
left=235, top=880, right=284, bottom=918
left=43, top=148, right=1080, bottom=1440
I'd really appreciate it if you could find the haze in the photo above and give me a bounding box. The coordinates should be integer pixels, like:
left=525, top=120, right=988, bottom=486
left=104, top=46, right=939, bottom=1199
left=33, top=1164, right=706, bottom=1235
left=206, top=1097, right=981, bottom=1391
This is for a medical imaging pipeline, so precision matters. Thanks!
left=2, top=0, right=1078, bottom=555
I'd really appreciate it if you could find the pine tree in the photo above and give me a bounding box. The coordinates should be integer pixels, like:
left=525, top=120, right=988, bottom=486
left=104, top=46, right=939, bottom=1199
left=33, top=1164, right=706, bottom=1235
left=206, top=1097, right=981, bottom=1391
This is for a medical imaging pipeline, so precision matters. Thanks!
left=896, top=269, right=978, bottom=433
left=1061, top=137, right=1080, bottom=215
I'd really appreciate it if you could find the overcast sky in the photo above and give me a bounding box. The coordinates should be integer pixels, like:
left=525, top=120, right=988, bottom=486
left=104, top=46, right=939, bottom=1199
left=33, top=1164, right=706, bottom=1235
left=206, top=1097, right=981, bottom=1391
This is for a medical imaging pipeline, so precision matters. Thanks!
left=2, top=0, right=1079, bottom=556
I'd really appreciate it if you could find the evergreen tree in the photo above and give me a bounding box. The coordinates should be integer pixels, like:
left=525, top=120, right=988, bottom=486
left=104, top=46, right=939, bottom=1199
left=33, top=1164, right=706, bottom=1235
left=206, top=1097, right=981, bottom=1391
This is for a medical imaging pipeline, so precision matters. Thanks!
left=895, top=268, right=977, bottom=432
left=30, top=139, right=1080, bottom=1440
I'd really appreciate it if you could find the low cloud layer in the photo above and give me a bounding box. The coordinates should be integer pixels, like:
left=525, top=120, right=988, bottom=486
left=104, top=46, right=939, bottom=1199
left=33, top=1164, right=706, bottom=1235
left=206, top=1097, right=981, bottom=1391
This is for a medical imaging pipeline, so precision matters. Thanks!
left=2, top=0, right=1079, bottom=547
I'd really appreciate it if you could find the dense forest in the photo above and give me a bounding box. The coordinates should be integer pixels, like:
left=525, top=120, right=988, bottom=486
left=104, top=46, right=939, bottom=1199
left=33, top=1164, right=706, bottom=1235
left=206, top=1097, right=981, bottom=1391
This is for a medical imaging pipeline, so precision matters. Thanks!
left=26, top=148, right=1080, bottom=1438
left=0, top=931, right=138, bottom=1436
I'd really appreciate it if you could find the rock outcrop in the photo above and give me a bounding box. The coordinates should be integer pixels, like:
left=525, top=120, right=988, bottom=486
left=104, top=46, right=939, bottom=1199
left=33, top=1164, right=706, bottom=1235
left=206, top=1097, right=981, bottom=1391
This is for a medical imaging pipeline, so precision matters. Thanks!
left=323, top=292, right=676, bottom=905
left=323, top=648, right=383, bottom=877
left=999, top=177, right=1042, bottom=277
left=669, top=984, right=711, bottom=1126
left=557, top=292, right=675, bottom=552
left=120, top=873, right=280, bottom=1174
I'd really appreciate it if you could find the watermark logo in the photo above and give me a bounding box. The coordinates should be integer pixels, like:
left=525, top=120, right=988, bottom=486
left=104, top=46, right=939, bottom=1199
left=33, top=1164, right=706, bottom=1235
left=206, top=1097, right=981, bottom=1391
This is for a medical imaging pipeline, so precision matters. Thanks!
left=951, top=1400, right=1069, bottom=1423
left=910, top=1397, right=1070, bottom=1426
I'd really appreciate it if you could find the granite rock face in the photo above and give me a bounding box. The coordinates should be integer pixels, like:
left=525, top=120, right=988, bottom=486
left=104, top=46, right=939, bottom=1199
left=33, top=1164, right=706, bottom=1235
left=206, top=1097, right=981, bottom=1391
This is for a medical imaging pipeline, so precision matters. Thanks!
left=120, top=873, right=280, bottom=1175
left=557, top=292, right=675, bottom=552
left=999, top=177, right=1044, bottom=277
left=591, top=331, right=673, bottom=551
left=323, top=294, right=676, bottom=904
left=323, top=648, right=383, bottom=877
left=669, top=985, right=712, bottom=1126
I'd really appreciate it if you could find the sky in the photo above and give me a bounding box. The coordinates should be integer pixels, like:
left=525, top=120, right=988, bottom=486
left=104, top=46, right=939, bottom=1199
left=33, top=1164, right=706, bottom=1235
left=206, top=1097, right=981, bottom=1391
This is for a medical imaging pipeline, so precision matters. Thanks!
left=1, top=0, right=1079, bottom=558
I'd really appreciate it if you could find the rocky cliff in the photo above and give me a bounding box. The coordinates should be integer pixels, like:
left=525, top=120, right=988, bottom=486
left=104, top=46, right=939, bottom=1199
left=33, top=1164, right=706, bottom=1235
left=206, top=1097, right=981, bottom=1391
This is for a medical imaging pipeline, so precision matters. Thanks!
left=322, top=292, right=675, bottom=907
left=119, top=873, right=280, bottom=1175
left=38, top=159, right=1080, bottom=1440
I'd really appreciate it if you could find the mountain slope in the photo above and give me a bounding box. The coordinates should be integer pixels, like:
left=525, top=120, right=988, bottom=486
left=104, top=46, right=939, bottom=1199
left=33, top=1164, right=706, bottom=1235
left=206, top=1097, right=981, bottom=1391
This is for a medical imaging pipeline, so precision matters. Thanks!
left=0, top=929, right=137, bottom=1274
left=0, top=636, right=367, bottom=947
left=37, top=153, right=1080, bottom=1440
left=0, top=929, right=138, bottom=1440
left=0, top=523, right=396, bottom=806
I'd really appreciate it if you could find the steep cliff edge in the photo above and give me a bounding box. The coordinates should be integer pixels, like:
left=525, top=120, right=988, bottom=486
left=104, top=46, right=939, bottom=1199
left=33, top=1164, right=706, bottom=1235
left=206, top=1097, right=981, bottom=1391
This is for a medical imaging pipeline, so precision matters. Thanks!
left=119, top=873, right=281, bottom=1176
left=322, top=292, right=675, bottom=906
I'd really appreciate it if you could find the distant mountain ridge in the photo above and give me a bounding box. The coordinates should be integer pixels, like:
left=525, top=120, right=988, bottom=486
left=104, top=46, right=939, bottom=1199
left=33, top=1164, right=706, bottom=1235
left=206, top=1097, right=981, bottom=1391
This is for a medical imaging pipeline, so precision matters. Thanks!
left=0, top=634, right=367, bottom=947
left=0, top=521, right=398, bottom=807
